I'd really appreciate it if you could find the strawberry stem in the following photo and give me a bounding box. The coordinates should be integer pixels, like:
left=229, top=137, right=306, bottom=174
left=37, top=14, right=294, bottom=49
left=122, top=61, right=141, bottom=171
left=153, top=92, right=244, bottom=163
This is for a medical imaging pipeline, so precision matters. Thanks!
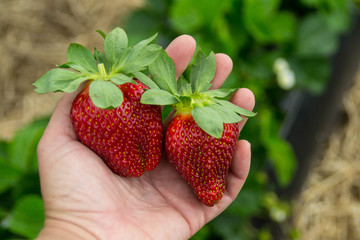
left=98, top=63, right=107, bottom=79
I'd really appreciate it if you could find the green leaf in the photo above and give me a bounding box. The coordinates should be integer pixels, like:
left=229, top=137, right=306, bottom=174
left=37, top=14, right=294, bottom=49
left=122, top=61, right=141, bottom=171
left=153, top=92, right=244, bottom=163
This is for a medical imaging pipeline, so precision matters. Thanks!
left=214, top=99, right=257, bottom=117
left=170, top=0, right=232, bottom=32
left=148, top=49, right=177, bottom=94
left=96, top=29, right=107, bottom=39
left=62, top=76, right=89, bottom=92
left=123, top=11, right=159, bottom=46
left=227, top=188, right=263, bottom=217
left=290, top=58, right=330, bottom=94
left=296, top=13, right=338, bottom=57
left=89, top=81, right=124, bottom=109
left=8, top=118, right=49, bottom=172
left=131, top=33, right=158, bottom=52
left=104, top=27, right=128, bottom=67
left=179, top=82, right=192, bottom=96
left=170, top=0, right=202, bottom=32
left=141, top=89, right=180, bottom=105
left=260, top=108, right=296, bottom=186
left=270, top=12, right=297, bottom=43
left=132, top=71, right=159, bottom=89
left=162, top=105, right=173, bottom=122
left=0, top=208, right=7, bottom=221
left=94, top=48, right=110, bottom=72
left=177, top=75, right=191, bottom=95
left=117, top=33, right=159, bottom=73
left=66, top=43, right=98, bottom=73
left=243, top=0, right=296, bottom=43
left=0, top=157, right=21, bottom=194
left=119, top=43, right=162, bottom=74
left=210, top=214, right=249, bottom=240
left=300, top=0, right=321, bottom=6
left=57, top=61, right=88, bottom=73
left=110, top=73, right=136, bottom=85
left=33, top=69, right=84, bottom=93
left=267, top=137, right=297, bottom=186
left=190, top=51, right=216, bottom=93
left=324, top=0, right=351, bottom=34
left=7, top=195, right=45, bottom=239
left=205, top=88, right=237, bottom=99
left=192, top=105, right=223, bottom=138
left=209, top=104, right=243, bottom=123
left=0, top=140, right=8, bottom=159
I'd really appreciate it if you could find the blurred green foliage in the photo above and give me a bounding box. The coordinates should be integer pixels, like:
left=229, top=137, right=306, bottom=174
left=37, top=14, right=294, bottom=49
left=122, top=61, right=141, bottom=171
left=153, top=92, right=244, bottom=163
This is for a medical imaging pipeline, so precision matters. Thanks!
left=0, top=0, right=358, bottom=239
left=123, top=0, right=357, bottom=239
left=0, top=118, right=48, bottom=239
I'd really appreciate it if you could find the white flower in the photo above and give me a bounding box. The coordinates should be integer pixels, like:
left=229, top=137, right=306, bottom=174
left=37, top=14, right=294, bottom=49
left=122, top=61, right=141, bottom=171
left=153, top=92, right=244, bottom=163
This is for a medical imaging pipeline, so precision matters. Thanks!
left=270, top=206, right=287, bottom=222
left=277, top=69, right=295, bottom=90
left=273, top=58, right=296, bottom=90
left=273, top=58, right=288, bottom=72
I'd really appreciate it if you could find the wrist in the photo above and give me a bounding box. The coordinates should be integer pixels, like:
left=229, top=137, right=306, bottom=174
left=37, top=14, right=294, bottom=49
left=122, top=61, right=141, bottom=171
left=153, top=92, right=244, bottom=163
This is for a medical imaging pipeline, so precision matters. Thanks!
left=37, top=218, right=98, bottom=240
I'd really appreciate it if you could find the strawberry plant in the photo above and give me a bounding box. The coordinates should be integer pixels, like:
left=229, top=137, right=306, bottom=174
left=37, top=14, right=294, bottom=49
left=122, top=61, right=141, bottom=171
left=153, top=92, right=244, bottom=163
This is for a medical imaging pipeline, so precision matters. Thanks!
left=0, top=118, right=48, bottom=239
left=33, top=27, right=165, bottom=177
left=141, top=49, right=256, bottom=206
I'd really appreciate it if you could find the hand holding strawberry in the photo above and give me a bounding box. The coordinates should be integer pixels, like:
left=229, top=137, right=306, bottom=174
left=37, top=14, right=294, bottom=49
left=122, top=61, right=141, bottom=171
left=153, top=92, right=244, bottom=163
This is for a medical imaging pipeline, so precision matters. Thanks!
left=36, top=34, right=255, bottom=239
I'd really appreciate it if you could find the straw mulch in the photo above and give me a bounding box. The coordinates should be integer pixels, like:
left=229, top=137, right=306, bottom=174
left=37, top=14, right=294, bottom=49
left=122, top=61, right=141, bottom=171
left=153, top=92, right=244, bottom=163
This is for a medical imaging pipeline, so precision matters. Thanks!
left=0, top=0, right=143, bottom=140
left=293, top=68, right=360, bottom=240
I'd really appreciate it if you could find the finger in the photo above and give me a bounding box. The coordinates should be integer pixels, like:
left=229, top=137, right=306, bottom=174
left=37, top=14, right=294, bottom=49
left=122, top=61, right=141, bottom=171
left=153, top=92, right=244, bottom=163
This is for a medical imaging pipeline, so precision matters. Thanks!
left=225, top=140, right=252, bottom=199
left=210, top=53, right=233, bottom=90
left=230, top=88, right=255, bottom=132
left=37, top=91, right=79, bottom=166
left=165, top=35, right=196, bottom=79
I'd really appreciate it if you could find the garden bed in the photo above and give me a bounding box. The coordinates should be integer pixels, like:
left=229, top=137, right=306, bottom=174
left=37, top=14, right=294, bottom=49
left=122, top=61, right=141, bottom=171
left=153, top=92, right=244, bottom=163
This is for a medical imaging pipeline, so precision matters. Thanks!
left=293, top=67, right=360, bottom=240
left=280, top=16, right=360, bottom=240
left=282, top=16, right=360, bottom=197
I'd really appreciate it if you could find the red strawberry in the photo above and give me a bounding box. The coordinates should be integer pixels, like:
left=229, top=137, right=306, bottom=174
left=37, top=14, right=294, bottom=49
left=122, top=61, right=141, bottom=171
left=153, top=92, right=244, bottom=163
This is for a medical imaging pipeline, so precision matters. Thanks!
left=34, top=27, right=164, bottom=177
left=71, top=80, right=163, bottom=177
left=141, top=50, right=256, bottom=205
left=165, top=113, right=240, bottom=205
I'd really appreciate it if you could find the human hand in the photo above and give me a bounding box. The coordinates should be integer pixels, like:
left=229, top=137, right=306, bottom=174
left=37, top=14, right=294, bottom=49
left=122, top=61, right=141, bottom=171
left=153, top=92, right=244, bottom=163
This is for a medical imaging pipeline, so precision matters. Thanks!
left=36, top=35, right=255, bottom=240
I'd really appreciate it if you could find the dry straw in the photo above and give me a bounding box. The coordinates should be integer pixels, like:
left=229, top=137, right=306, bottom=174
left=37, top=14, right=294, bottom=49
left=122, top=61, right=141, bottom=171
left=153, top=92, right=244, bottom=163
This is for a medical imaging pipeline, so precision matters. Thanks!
left=0, top=0, right=143, bottom=139
left=293, top=68, right=360, bottom=240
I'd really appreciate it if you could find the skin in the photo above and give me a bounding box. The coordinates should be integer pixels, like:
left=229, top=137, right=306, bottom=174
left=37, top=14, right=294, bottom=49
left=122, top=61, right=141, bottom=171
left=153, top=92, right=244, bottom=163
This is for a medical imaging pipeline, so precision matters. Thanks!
left=36, top=35, right=255, bottom=240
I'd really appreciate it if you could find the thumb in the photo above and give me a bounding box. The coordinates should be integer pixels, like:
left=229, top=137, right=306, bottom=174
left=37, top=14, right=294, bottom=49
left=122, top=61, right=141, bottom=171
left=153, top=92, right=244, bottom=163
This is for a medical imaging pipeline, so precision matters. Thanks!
left=40, top=82, right=88, bottom=143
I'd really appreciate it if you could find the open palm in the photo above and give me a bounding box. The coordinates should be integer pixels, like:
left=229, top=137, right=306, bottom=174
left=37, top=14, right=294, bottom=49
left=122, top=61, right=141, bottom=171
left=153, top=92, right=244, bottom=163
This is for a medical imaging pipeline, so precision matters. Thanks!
left=37, top=35, right=255, bottom=240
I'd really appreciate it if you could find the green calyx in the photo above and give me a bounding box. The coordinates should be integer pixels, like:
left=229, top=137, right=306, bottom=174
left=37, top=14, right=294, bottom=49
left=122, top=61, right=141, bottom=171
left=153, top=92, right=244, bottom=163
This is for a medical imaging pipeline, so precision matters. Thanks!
left=173, top=92, right=211, bottom=114
left=140, top=49, right=257, bottom=138
left=33, top=27, right=162, bottom=109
